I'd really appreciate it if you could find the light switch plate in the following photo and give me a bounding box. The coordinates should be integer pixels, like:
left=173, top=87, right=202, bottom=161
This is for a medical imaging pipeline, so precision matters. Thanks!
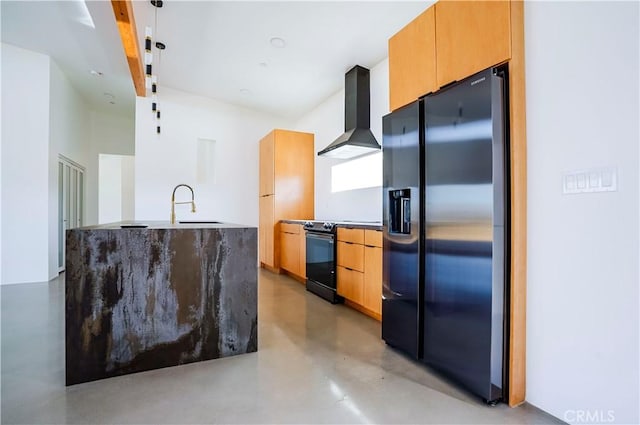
left=563, top=167, right=617, bottom=194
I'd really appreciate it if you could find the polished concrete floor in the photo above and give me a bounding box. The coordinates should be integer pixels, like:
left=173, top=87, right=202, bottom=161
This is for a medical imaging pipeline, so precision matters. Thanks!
left=1, top=269, right=562, bottom=424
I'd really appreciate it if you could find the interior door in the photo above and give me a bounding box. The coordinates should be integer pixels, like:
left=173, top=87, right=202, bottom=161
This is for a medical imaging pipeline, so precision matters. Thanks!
left=58, top=156, right=85, bottom=272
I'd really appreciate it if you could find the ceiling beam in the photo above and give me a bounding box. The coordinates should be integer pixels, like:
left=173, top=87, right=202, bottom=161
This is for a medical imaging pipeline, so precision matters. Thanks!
left=111, top=0, right=145, bottom=97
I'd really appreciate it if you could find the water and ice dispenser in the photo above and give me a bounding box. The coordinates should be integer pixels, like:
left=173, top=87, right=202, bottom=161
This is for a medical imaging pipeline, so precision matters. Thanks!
left=388, top=189, right=411, bottom=234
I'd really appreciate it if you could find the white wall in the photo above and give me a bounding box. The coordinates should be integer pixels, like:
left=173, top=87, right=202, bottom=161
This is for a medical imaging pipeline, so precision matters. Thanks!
left=88, top=111, right=135, bottom=226
left=90, top=111, right=135, bottom=155
left=1, top=42, right=135, bottom=284
left=1, top=44, right=51, bottom=284
left=98, top=154, right=123, bottom=224
left=134, top=87, right=290, bottom=226
left=48, top=60, right=91, bottom=279
left=98, top=154, right=135, bottom=224
left=121, top=155, right=134, bottom=220
left=294, top=59, right=388, bottom=221
left=0, top=45, right=3, bottom=282
left=525, top=2, right=639, bottom=424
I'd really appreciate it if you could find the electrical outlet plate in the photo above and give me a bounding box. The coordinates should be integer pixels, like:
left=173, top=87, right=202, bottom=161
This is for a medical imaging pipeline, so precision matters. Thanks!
left=563, top=167, right=617, bottom=194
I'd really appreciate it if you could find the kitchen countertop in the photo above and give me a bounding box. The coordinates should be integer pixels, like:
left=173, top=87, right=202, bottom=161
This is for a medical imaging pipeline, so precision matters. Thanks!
left=334, top=221, right=382, bottom=230
left=279, top=219, right=308, bottom=224
left=280, top=219, right=382, bottom=231
left=79, top=220, right=254, bottom=230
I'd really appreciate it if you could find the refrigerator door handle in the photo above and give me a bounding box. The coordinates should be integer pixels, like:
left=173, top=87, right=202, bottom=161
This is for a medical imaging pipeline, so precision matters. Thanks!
left=491, top=73, right=506, bottom=227
left=490, top=70, right=507, bottom=402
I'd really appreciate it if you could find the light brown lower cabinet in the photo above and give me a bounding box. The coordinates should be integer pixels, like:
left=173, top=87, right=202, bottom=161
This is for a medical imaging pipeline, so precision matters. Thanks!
left=337, top=228, right=383, bottom=320
left=337, top=241, right=364, bottom=272
left=363, top=245, right=382, bottom=315
left=280, top=232, right=299, bottom=275
left=337, top=266, right=364, bottom=304
left=279, top=223, right=305, bottom=282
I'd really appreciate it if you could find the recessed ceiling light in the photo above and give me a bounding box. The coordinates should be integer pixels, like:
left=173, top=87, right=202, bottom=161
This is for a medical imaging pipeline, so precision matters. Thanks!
left=240, top=88, right=251, bottom=95
left=90, top=70, right=103, bottom=77
left=270, top=37, right=286, bottom=48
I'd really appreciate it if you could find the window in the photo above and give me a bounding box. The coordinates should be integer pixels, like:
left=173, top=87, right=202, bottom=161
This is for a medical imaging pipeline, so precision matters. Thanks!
left=331, top=151, right=382, bottom=193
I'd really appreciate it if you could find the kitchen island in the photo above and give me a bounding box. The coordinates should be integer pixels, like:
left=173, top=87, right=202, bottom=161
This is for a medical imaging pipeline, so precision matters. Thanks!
left=65, top=221, right=257, bottom=385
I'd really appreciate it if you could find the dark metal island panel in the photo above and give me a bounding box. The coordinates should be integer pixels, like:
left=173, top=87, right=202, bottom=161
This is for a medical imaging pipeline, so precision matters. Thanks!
left=65, top=222, right=257, bottom=385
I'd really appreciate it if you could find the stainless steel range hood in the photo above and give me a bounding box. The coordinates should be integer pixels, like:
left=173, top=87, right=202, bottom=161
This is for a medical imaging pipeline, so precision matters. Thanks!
left=318, top=65, right=381, bottom=159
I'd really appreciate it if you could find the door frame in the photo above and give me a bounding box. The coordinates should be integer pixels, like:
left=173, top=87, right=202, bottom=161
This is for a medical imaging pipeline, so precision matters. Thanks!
left=58, top=155, right=85, bottom=272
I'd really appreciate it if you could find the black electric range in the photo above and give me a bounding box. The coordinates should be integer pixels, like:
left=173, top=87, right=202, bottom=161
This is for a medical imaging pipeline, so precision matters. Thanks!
left=303, top=221, right=343, bottom=304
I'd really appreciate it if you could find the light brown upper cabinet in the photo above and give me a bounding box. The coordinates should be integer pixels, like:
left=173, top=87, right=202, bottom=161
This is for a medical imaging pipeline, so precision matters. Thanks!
left=435, top=0, right=511, bottom=87
left=388, top=1, right=512, bottom=110
left=259, top=131, right=275, bottom=197
left=258, top=129, right=314, bottom=270
left=388, top=6, right=437, bottom=111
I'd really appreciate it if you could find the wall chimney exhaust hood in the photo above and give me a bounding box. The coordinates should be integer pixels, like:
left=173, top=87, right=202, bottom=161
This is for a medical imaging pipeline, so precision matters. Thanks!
left=318, top=65, right=381, bottom=159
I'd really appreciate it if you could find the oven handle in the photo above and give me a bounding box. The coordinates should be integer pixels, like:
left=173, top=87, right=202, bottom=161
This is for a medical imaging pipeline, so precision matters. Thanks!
left=305, top=232, right=335, bottom=243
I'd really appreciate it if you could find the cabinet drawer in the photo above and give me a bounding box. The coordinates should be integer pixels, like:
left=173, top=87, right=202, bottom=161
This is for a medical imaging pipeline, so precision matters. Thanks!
left=280, top=222, right=300, bottom=234
left=337, top=241, right=364, bottom=272
left=337, top=227, right=364, bottom=244
left=364, top=230, right=383, bottom=248
left=337, top=266, right=364, bottom=304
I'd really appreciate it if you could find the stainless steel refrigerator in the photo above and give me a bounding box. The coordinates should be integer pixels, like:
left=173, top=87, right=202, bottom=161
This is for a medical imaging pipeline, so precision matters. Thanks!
left=382, top=100, right=423, bottom=359
left=382, top=67, right=508, bottom=403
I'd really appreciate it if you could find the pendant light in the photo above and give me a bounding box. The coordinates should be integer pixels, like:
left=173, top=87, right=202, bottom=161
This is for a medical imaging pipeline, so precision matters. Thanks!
left=147, top=0, right=164, bottom=135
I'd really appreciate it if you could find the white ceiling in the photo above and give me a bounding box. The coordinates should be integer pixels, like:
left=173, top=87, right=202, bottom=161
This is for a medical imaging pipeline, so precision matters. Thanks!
left=1, top=0, right=135, bottom=116
left=2, top=0, right=431, bottom=120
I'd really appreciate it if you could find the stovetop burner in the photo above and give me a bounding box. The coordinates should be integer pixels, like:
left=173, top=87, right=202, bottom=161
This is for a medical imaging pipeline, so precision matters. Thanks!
left=303, top=220, right=336, bottom=233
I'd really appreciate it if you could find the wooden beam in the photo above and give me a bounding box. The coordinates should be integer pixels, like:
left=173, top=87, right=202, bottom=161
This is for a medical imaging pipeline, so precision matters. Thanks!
left=111, top=0, right=145, bottom=97
left=508, top=0, right=527, bottom=407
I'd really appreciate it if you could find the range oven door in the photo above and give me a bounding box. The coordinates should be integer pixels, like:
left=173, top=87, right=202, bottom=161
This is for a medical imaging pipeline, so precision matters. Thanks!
left=305, top=231, right=336, bottom=289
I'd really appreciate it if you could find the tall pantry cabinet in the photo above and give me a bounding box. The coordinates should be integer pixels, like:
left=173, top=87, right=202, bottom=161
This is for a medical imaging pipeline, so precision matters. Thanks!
left=259, top=129, right=314, bottom=271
